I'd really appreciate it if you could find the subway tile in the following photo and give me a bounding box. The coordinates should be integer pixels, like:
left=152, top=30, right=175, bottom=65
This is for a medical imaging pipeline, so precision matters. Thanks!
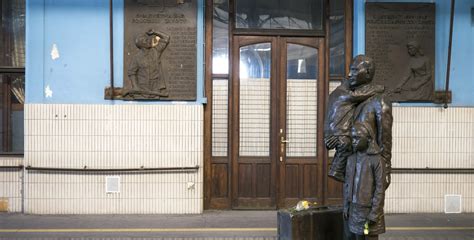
left=22, top=104, right=204, bottom=214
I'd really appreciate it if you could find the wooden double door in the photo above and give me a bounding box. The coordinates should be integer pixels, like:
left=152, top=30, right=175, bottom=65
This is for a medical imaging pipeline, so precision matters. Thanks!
left=230, top=36, right=326, bottom=209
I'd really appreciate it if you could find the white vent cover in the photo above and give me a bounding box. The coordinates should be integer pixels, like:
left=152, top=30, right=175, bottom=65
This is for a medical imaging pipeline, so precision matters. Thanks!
left=106, top=176, right=120, bottom=193
left=445, top=194, right=462, bottom=213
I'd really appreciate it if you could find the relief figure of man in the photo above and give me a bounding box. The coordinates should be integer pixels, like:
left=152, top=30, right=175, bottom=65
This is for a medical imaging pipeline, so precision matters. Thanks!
left=125, top=29, right=170, bottom=99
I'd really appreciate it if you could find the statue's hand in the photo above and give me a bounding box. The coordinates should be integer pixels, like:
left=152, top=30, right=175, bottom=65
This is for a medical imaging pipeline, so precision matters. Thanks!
left=337, top=136, right=351, bottom=150
left=324, top=135, right=338, bottom=149
left=151, top=36, right=160, bottom=47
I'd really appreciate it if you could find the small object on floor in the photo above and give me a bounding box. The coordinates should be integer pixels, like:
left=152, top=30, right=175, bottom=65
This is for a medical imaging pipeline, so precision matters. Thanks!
left=295, top=200, right=310, bottom=211
left=295, top=200, right=318, bottom=211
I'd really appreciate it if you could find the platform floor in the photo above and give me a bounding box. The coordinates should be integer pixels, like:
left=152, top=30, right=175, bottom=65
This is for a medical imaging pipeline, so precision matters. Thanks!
left=0, top=211, right=473, bottom=239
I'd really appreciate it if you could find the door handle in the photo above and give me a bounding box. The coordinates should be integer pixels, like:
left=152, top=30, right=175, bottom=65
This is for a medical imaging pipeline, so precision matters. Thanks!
left=279, top=132, right=289, bottom=162
left=279, top=129, right=290, bottom=143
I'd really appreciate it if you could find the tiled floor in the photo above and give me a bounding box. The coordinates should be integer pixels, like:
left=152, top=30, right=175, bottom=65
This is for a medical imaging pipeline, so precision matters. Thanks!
left=0, top=211, right=472, bottom=239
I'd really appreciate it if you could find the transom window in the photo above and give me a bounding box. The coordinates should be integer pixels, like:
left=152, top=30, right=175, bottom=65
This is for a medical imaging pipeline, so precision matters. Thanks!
left=235, top=0, right=324, bottom=32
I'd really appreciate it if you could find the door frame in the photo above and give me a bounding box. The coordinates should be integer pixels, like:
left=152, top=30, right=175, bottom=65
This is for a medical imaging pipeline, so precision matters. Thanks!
left=230, top=36, right=326, bottom=209
left=276, top=37, right=326, bottom=208
left=230, top=36, right=278, bottom=209
left=204, top=0, right=353, bottom=210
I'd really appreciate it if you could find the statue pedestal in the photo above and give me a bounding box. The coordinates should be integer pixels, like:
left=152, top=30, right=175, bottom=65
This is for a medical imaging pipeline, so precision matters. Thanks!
left=277, top=206, right=344, bottom=240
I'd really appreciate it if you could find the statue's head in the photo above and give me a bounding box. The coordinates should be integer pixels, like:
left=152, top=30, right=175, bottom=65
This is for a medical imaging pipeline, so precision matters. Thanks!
left=352, top=121, right=381, bottom=154
left=407, top=41, right=423, bottom=56
left=348, top=55, right=375, bottom=89
left=352, top=122, right=369, bottom=152
left=135, top=33, right=152, bottom=49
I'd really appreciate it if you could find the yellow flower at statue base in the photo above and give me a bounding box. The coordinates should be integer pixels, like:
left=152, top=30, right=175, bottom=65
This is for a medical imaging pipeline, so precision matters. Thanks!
left=295, top=200, right=318, bottom=211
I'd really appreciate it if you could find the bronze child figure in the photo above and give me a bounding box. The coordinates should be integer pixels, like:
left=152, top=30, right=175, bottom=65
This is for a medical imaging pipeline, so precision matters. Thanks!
left=343, top=122, right=387, bottom=240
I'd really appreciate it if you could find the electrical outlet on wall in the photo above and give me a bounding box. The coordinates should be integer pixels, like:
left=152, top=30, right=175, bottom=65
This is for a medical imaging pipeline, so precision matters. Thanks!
left=106, top=176, right=120, bottom=193
left=445, top=194, right=462, bottom=213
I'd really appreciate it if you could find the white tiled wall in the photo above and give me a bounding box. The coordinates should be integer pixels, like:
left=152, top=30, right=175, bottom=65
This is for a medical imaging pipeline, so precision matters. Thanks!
left=24, top=104, right=203, bottom=214
left=0, top=156, right=23, bottom=212
left=386, top=107, right=474, bottom=213
left=11, top=104, right=474, bottom=213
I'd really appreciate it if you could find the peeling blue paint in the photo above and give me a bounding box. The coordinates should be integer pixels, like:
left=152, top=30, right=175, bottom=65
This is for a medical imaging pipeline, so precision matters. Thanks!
left=26, top=0, right=205, bottom=105
left=26, top=0, right=473, bottom=106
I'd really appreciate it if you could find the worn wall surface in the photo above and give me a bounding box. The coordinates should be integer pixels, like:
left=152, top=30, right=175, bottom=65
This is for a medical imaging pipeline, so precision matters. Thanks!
left=26, top=0, right=205, bottom=104
left=24, top=104, right=203, bottom=214
left=21, top=0, right=205, bottom=214
left=386, top=107, right=474, bottom=213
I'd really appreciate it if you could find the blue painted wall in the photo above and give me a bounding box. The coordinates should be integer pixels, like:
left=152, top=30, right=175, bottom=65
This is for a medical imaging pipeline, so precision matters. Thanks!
left=26, top=0, right=474, bottom=106
left=26, top=0, right=205, bottom=105
left=354, top=0, right=474, bottom=107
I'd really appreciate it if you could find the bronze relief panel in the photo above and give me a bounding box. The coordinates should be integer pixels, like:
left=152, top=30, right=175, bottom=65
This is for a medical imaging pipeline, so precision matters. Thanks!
left=366, top=3, right=435, bottom=102
left=121, top=0, right=197, bottom=100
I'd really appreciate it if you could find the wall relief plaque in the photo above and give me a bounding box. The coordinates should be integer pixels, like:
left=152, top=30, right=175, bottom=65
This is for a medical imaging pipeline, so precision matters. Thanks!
left=365, top=3, right=435, bottom=102
left=106, top=0, right=197, bottom=100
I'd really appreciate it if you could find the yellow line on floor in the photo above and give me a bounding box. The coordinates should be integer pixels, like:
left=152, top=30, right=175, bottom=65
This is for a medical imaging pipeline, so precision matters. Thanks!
left=0, top=227, right=472, bottom=233
left=387, top=227, right=474, bottom=231
left=0, top=228, right=275, bottom=233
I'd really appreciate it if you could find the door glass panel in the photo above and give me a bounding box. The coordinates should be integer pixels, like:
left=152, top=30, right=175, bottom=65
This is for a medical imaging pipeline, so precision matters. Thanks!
left=0, top=74, right=24, bottom=153
left=239, top=43, right=271, bottom=156
left=212, top=0, right=229, bottom=74
left=0, top=0, right=25, bottom=67
left=12, top=110, right=24, bottom=152
left=286, top=44, right=318, bottom=157
left=212, top=79, right=228, bottom=157
left=235, top=0, right=324, bottom=31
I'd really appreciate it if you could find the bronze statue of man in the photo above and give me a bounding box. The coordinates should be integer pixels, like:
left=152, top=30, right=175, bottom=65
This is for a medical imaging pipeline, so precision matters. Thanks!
left=324, top=56, right=384, bottom=182
left=349, top=55, right=393, bottom=189
left=325, top=55, right=393, bottom=239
